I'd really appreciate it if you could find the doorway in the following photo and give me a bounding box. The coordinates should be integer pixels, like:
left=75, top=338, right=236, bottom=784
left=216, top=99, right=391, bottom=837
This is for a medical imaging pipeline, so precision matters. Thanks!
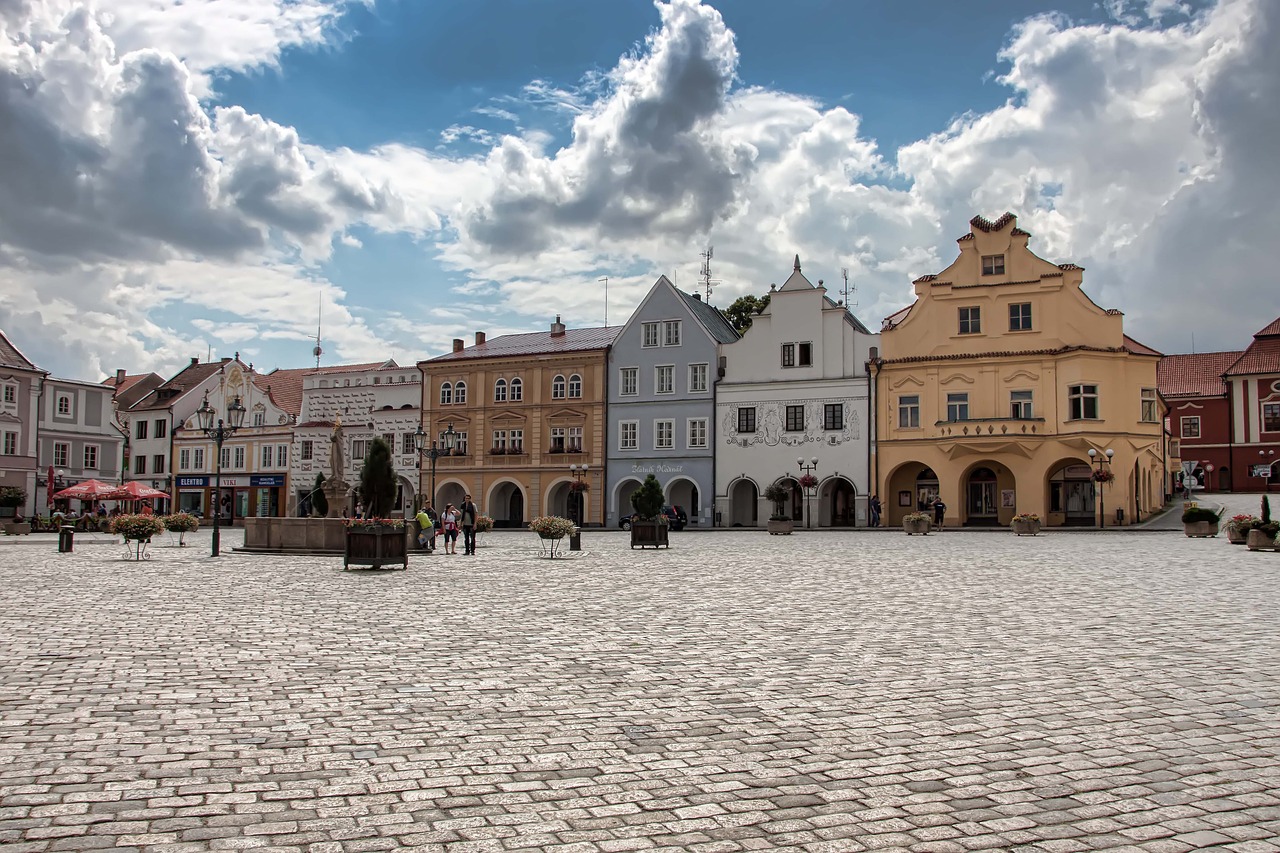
left=965, top=467, right=999, bottom=525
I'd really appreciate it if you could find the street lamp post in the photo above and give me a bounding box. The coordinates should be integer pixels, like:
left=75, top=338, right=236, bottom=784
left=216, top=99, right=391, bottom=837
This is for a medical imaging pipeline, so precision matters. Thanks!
left=569, top=463, right=590, bottom=525
left=1260, top=450, right=1277, bottom=491
left=195, top=394, right=247, bottom=557
left=413, top=422, right=456, bottom=509
left=797, top=456, right=818, bottom=529
left=1088, top=447, right=1114, bottom=529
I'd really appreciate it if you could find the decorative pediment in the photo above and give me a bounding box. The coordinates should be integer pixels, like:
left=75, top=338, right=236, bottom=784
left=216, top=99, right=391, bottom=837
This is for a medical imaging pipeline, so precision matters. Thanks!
left=490, top=409, right=528, bottom=423
left=888, top=375, right=925, bottom=390
left=940, top=372, right=975, bottom=386
left=434, top=414, right=471, bottom=429
left=1002, top=368, right=1039, bottom=383
left=547, top=407, right=586, bottom=423
left=0, top=411, right=20, bottom=423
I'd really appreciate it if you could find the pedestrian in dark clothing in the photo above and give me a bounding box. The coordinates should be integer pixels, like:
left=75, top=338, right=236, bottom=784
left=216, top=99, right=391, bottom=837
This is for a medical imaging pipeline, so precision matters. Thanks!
left=460, top=494, right=479, bottom=555
left=932, top=497, right=946, bottom=530
left=869, top=494, right=882, bottom=527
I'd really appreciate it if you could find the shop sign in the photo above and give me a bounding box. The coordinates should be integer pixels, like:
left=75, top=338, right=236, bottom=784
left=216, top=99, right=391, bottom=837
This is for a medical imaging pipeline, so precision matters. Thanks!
left=218, top=476, right=248, bottom=488
left=251, top=475, right=285, bottom=487
left=1253, top=464, right=1275, bottom=478
left=630, top=463, right=685, bottom=474
left=176, top=477, right=208, bottom=488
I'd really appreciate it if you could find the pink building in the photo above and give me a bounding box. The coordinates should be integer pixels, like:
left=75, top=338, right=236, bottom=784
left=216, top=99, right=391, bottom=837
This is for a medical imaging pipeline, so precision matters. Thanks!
left=0, top=330, right=47, bottom=516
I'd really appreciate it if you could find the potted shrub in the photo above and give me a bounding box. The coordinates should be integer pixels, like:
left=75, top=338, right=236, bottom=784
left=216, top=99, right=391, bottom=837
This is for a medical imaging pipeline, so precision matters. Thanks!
left=0, top=486, right=25, bottom=519
left=1246, top=521, right=1280, bottom=551
left=629, top=474, right=670, bottom=548
left=763, top=483, right=793, bottom=535
left=903, top=511, right=931, bottom=535
left=162, top=512, right=200, bottom=546
left=1010, top=512, right=1041, bottom=536
left=1181, top=505, right=1222, bottom=538
left=110, top=513, right=165, bottom=560
left=1225, top=514, right=1259, bottom=545
left=530, top=515, right=576, bottom=557
left=343, top=516, right=408, bottom=570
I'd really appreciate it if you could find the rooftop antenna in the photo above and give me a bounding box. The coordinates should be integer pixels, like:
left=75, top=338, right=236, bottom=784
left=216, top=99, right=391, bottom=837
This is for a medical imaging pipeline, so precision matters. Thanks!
left=313, top=295, right=324, bottom=368
left=599, top=277, right=609, bottom=327
left=841, top=267, right=857, bottom=310
left=700, top=246, right=720, bottom=303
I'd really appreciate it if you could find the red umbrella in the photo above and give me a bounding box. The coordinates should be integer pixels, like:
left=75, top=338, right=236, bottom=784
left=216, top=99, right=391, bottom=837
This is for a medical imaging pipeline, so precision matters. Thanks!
left=104, top=481, right=171, bottom=501
left=52, top=479, right=122, bottom=501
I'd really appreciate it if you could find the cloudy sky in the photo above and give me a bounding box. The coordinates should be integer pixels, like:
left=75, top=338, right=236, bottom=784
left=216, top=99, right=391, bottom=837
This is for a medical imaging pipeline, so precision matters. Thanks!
left=0, top=0, right=1274, bottom=380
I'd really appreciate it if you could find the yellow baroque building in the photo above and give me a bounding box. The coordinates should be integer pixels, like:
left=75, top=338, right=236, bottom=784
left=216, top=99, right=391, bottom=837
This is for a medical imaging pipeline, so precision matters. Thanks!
left=873, top=213, right=1167, bottom=528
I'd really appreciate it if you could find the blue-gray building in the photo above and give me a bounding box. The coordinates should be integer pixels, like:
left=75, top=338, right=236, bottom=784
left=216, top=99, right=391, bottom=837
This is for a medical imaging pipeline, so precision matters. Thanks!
left=606, top=276, right=739, bottom=527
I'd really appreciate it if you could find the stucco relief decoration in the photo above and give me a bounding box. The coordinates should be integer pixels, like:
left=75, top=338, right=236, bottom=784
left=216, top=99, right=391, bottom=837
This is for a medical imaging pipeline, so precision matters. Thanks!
left=721, top=400, right=860, bottom=447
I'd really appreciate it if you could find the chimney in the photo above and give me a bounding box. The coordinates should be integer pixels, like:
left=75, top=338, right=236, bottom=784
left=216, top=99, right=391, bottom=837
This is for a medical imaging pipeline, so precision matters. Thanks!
left=693, top=293, right=702, bottom=301
left=452, top=338, right=464, bottom=353
left=190, top=357, right=199, bottom=366
left=869, top=346, right=879, bottom=361
left=551, top=314, right=566, bottom=338
left=475, top=331, right=486, bottom=346
left=221, top=357, right=231, bottom=363
left=115, top=368, right=126, bottom=386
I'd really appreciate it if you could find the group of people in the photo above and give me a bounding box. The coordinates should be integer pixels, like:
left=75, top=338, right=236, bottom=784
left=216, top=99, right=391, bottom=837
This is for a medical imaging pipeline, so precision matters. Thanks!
left=867, top=492, right=947, bottom=529
left=414, top=494, right=480, bottom=555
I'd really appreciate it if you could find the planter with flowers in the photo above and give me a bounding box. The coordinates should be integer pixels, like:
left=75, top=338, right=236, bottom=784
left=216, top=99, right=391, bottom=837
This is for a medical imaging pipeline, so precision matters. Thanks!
left=1091, top=469, right=1115, bottom=485
left=763, top=483, right=794, bottom=535
left=531, top=515, right=577, bottom=557
left=343, top=517, right=408, bottom=570
left=1181, top=506, right=1222, bottom=538
left=1010, top=512, right=1041, bottom=536
left=474, top=514, right=494, bottom=547
left=162, top=512, right=200, bottom=546
left=110, top=513, right=165, bottom=560
left=1225, top=514, right=1259, bottom=545
left=903, top=511, right=931, bottom=536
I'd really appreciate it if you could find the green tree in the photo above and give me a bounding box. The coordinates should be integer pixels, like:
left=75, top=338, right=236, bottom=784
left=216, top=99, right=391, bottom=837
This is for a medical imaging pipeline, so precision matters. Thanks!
left=630, top=474, right=665, bottom=521
left=311, top=473, right=328, bottom=517
left=725, top=293, right=770, bottom=334
left=359, top=438, right=398, bottom=518
left=1263, top=494, right=1272, bottom=525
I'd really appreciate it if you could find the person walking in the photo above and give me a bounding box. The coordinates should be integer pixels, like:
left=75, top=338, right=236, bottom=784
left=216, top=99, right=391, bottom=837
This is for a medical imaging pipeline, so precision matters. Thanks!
left=423, top=502, right=439, bottom=553
left=932, top=495, right=946, bottom=531
left=460, top=494, right=479, bottom=555
left=869, top=494, right=882, bottom=528
left=441, top=503, right=460, bottom=554
left=415, top=506, right=434, bottom=552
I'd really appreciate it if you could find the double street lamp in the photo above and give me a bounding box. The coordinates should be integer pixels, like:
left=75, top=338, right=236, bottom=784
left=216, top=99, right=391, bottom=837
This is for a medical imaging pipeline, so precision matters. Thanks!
left=413, top=422, right=455, bottom=509
left=797, top=456, right=818, bottom=529
left=1088, top=447, right=1114, bottom=529
left=195, top=394, right=247, bottom=557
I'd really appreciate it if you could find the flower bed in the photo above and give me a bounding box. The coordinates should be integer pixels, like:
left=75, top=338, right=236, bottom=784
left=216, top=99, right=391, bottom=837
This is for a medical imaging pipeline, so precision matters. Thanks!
left=343, top=517, right=406, bottom=530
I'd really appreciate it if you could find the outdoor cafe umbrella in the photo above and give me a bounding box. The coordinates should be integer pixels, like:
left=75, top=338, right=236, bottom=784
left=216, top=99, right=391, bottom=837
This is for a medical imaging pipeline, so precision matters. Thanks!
left=51, top=479, right=121, bottom=501
left=104, top=481, right=170, bottom=501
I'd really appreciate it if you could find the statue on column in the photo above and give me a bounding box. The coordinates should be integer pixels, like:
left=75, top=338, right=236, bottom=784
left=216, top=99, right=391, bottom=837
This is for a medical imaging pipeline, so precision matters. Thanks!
left=324, top=418, right=349, bottom=518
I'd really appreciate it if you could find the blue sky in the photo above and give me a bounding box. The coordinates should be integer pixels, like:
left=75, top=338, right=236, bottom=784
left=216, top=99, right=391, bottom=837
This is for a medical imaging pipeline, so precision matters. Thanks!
left=0, top=0, right=1270, bottom=379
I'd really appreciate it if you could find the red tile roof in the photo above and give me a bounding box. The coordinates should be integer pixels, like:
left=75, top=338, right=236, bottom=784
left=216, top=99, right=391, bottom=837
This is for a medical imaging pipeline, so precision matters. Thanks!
left=1157, top=351, right=1240, bottom=397
left=425, top=327, right=622, bottom=362
left=255, top=368, right=309, bottom=417
left=970, top=212, right=1018, bottom=232
left=1226, top=338, right=1280, bottom=377
left=1123, top=335, right=1162, bottom=357
left=0, top=330, right=43, bottom=372
left=1253, top=317, right=1280, bottom=338
left=879, top=343, right=1159, bottom=365
left=128, top=360, right=232, bottom=412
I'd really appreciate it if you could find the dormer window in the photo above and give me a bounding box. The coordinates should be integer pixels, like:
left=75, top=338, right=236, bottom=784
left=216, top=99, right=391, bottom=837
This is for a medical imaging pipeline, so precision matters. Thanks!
left=982, top=254, right=1005, bottom=276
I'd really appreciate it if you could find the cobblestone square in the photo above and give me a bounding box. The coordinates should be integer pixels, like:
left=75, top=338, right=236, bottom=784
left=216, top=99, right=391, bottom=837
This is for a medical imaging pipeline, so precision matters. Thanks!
left=2, top=527, right=1278, bottom=852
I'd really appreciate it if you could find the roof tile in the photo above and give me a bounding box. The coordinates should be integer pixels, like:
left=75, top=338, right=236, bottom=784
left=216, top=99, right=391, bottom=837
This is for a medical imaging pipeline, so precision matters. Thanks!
left=1157, top=351, right=1240, bottom=397
left=426, top=327, right=621, bottom=362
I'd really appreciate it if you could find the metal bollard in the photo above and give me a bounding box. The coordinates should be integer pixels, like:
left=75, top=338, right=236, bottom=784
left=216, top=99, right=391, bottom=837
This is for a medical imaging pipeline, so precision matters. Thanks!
left=58, top=525, right=74, bottom=553
left=569, top=528, right=582, bottom=551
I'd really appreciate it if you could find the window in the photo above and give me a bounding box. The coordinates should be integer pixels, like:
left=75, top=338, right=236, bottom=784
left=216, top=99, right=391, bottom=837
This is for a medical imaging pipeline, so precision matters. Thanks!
left=655, top=366, right=674, bottom=394
left=959, top=307, right=981, bottom=335
left=898, top=396, right=920, bottom=429
left=454, top=431, right=468, bottom=454
left=220, top=446, right=230, bottom=469
left=351, top=440, right=365, bottom=462
left=1264, top=403, right=1280, bottom=432
left=654, top=419, right=674, bottom=449
left=494, top=378, right=507, bottom=402
left=53, top=442, right=69, bottom=468
left=781, top=343, right=795, bottom=367
left=136, top=420, right=148, bottom=440
left=1169, top=438, right=1180, bottom=457
left=552, top=375, right=566, bottom=398
left=567, top=426, right=583, bottom=452
left=1009, top=302, right=1032, bottom=331
left=277, top=445, right=288, bottom=466
left=510, top=378, right=523, bottom=401
left=193, top=448, right=204, bottom=470
left=689, top=363, right=708, bottom=393
left=509, top=429, right=524, bottom=452
left=301, top=440, right=313, bottom=461
left=550, top=427, right=566, bottom=453
left=663, top=320, right=682, bottom=346
left=568, top=374, right=582, bottom=398
left=153, top=454, right=165, bottom=474
left=2, top=431, right=15, bottom=455
left=382, top=432, right=395, bottom=449
left=619, top=421, right=638, bottom=450
left=785, top=405, right=805, bottom=432
left=946, top=393, right=969, bottom=422
left=688, top=418, right=708, bottom=448
left=1010, top=390, right=1034, bottom=419
left=231, top=448, right=243, bottom=469
left=642, top=322, right=660, bottom=348
left=798, top=343, right=813, bottom=366
left=491, top=429, right=507, bottom=452
left=134, top=455, right=146, bottom=474
left=1181, top=416, right=1201, bottom=439
left=253, top=411, right=265, bottom=427
left=1068, top=384, right=1099, bottom=420
left=440, top=382, right=452, bottom=405
left=620, top=367, right=638, bottom=396
left=824, top=404, right=843, bottom=431
left=2, top=384, right=14, bottom=404
left=454, top=381, right=467, bottom=404
left=179, top=448, right=190, bottom=470
left=737, top=407, right=756, bottom=433
left=982, top=254, right=1005, bottom=275
left=261, top=445, right=273, bottom=468
left=401, top=433, right=415, bottom=455
left=1141, top=388, right=1159, bottom=423
left=83, top=445, right=98, bottom=469
left=56, top=395, right=70, bottom=416
left=155, top=420, right=166, bottom=439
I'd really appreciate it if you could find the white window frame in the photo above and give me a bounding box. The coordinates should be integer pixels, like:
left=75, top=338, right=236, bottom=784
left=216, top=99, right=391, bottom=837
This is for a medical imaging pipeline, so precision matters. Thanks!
left=619, top=420, right=638, bottom=451
left=179, top=448, right=191, bottom=471
left=454, top=381, right=467, bottom=405
left=1141, top=388, right=1159, bottom=423
left=56, top=394, right=71, bottom=416
left=2, top=430, right=17, bottom=455
left=220, top=447, right=230, bottom=470
left=261, top=445, right=273, bottom=468
left=946, top=392, right=969, bottom=422
left=300, top=440, right=313, bottom=461
left=509, top=429, right=524, bottom=452
left=654, top=419, right=674, bottom=450
left=53, top=441, right=70, bottom=468
left=1068, top=384, right=1099, bottom=421
left=440, top=382, right=453, bottom=405
left=232, top=447, right=244, bottom=470
left=1010, top=390, right=1034, bottom=420
left=193, top=447, right=205, bottom=470
left=567, top=426, right=583, bottom=453
left=277, top=444, right=289, bottom=466
left=494, top=378, right=507, bottom=402
left=83, top=444, right=98, bottom=470
left=552, top=375, right=567, bottom=399
left=687, top=418, right=708, bottom=448
left=620, top=367, right=638, bottom=397
left=351, top=440, right=366, bottom=462
left=982, top=254, right=1005, bottom=276
left=655, top=365, right=674, bottom=395
left=688, top=363, right=708, bottom=393
left=898, top=395, right=920, bottom=429
left=550, top=427, right=566, bottom=453
left=1180, top=415, right=1201, bottom=439
left=510, top=377, right=523, bottom=401
left=641, top=322, right=660, bottom=348
left=253, top=410, right=266, bottom=427
left=568, top=374, right=582, bottom=398
left=1, top=383, right=15, bottom=405
left=663, top=320, right=682, bottom=347
left=492, top=430, right=507, bottom=452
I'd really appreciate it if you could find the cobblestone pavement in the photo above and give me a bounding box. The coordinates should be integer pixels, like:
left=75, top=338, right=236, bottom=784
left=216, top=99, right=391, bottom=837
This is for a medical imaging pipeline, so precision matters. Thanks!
left=2, top=527, right=1279, bottom=852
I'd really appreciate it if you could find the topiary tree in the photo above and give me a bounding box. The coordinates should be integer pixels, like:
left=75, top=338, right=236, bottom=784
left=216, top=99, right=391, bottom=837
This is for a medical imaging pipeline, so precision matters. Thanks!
left=762, top=483, right=790, bottom=521
left=311, top=473, right=328, bottom=517
left=1263, top=494, right=1272, bottom=525
left=630, top=474, right=665, bottom=521
left=359, top=437, right=397, bottom=518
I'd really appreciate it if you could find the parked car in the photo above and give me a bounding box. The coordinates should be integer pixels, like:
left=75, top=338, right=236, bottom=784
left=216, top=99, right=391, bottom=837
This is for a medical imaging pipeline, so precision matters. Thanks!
left=618, top=505, right=688, bottom=531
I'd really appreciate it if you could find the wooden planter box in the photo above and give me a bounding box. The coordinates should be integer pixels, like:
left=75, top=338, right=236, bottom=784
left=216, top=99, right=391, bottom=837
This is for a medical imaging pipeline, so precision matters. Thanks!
left=344, top=527, right=408, bottom=570
left=766, top=519, right=794, bottom=535
left=1246, top=529, right=1280, bottom=551
left=903, top=519, right=931, bottom=536
left=630, top=521, right=669, bottom=549
left=1183, top=520, right=1219, bottom=538
left=1010, top=519, right=1041, bottom=536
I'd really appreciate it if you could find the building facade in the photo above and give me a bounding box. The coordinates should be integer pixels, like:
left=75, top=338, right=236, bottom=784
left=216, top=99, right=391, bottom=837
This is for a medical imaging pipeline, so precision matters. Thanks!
left=875, top=213, right=1166, bottom=527
left=36, top=376, right=123, bottom=507
left=606, top=276, right=738, bottom=527
left=419, top=320, right=619, bottom=526
left=0, top=331, right=46, bottom=516
left=715, top=258, right=879, bottom=528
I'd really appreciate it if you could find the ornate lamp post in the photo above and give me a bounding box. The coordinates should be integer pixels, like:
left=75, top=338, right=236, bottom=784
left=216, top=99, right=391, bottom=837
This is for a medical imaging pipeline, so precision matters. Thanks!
left=195, top=394, right=246, bottom=557
left=797, top=456, right=818, bottom=529
left=413, top=422, right=455, bottom=509
left=1088, top=447, right=1114, bottom=529
left=569, top=463, right=590, bottom=525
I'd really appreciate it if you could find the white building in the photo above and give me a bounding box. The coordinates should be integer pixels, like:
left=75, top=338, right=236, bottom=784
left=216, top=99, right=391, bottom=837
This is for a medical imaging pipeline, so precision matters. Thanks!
left=714, top=257, right=879, bottom=528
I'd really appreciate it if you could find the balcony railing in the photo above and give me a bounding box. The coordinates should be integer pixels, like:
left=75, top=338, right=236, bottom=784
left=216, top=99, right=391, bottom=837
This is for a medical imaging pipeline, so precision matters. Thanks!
left=933, top=417, right=1048, bottom=438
